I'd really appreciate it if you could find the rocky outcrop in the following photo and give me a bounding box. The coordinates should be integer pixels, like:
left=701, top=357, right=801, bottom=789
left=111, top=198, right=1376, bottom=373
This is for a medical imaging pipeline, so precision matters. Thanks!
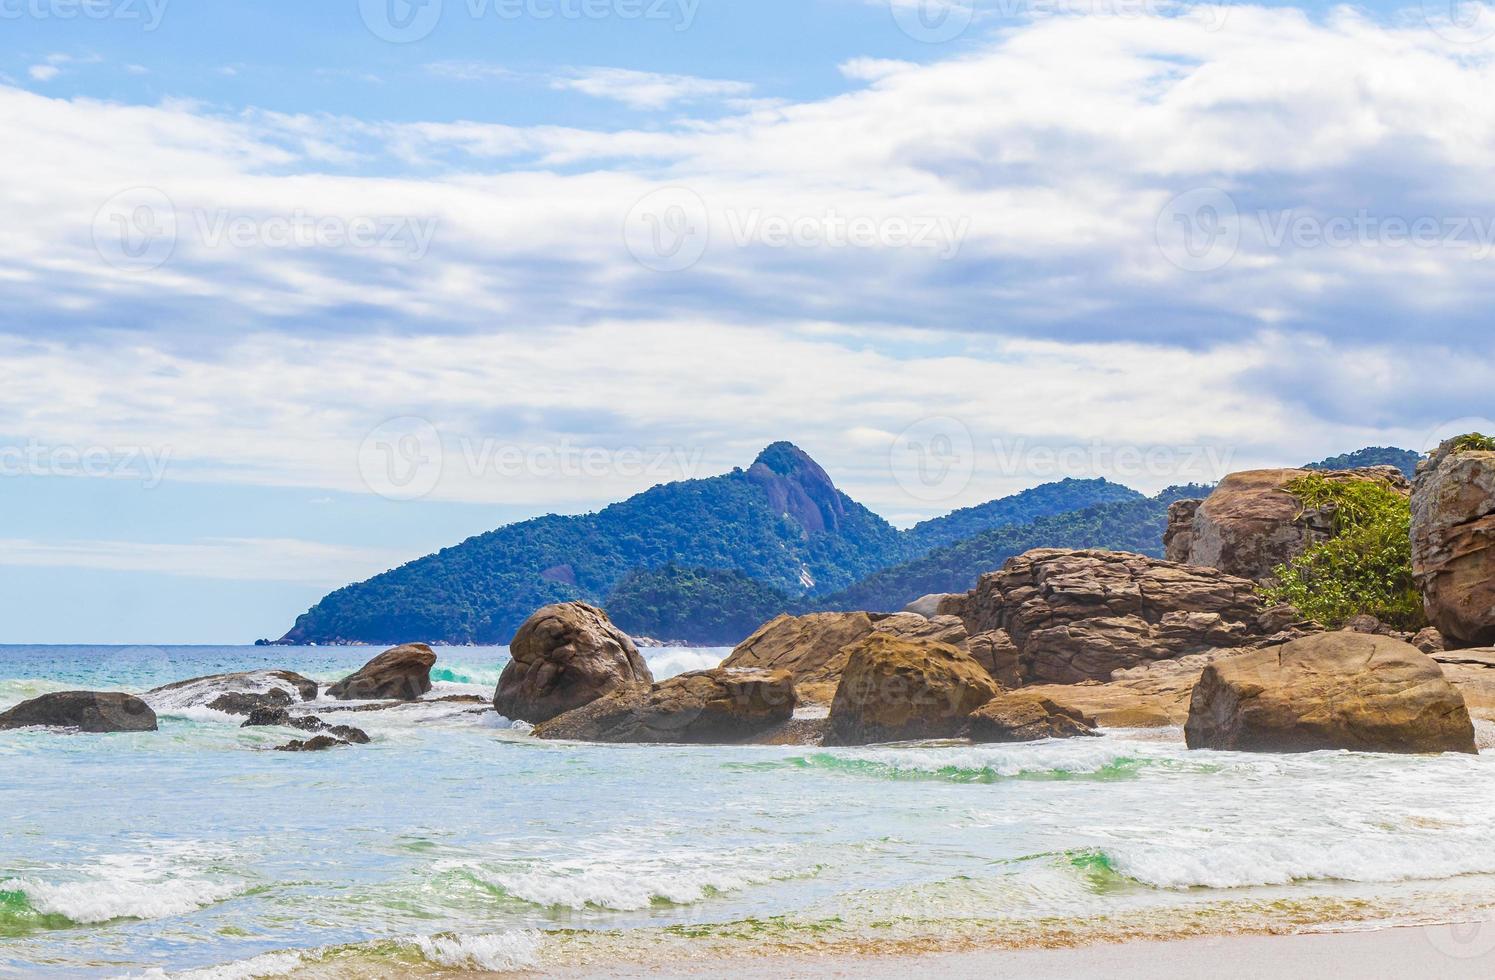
left=494, top=603, right=652, bottom=723
left=744, top=441, right=848, bottom=535
left=904, top=593, right=959, bottom=618
left=275, top=735, right=351, bottom=752
left=327, top=644, right=437, bottom=701
left=824, top=635, right=999, bottom=746
left=240, top=707, right=370, bottom=744
left=0, top=692, right=158, bottom=733
left=534, top=668, right=796, bottom=744
left=966, top=629, right=1021, bottom=688
left=1185, top=632, right=1476, bottom=754
left=143, top=670, right=319, bottom=715
left=1435, top=649, right=1495, bottom=722
left=968, top=692, right=1098, bottom=742
left=1173, top=467, right=1411, bottom=581
left=942, top=549, right=1281, bottom=685
left=1412, top=438, right=1495, bottom=648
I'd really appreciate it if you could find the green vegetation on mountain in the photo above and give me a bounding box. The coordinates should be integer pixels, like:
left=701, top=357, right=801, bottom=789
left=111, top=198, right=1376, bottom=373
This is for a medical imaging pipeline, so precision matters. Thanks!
left=903, top=478, right=1141, bottom=552
left=1260, top=474, right=1425, bottom=631
left=1450, top=433, right=1495, bottom=453
left=1306, top=446, right=1422, bottom=478
left=607, top=565, right=795, bottom=646
left=817, top=494, right=1183, bottom=613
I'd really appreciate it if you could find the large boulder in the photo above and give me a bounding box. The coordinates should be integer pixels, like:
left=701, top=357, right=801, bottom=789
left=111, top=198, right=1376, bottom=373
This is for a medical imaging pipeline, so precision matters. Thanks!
left=0, top=692, right=158, bottom=733
left=1184, top=632, right=1476, bottom=754
left=945, top=549, right=1279, bottom=685
left=534, top=668, right=796, bottom=744
left=495, top=603, right=652, bottom=723
left=1023, top=652, right=1240, bottom=728
left=143, top=670, right=319, bottom=715
left=824, top=635, right=999, bottom=746
left=721, top=611, right=876, bottom=703
left=328, top=644, right=437, bottom=701
left=1412, top=438, right=1495, bottom=648
left=1173, top=467, right=1410, bottom=581
left=968, top=692, right=1098, bottom=742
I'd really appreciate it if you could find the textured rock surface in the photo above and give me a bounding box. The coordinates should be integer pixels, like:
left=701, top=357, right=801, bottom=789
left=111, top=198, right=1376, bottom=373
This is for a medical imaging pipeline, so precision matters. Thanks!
left=143, top=670, right=319, bottom=714
left=966, top=629, right=1022, bottom=688
left=1022, top=652, right=1242, bottom=728
left=945, top=549, right=1278, bottom=685
left=1175, top=467, right=1410, bottom=581
left=968, top=692, right=1097, bottom=742
left=0, top=692, right=158, bottom=733
left=722, top=611, right=876, bottom=704
left=534, top=668, right=796, bottom=744
left=1185, top=632, right=1476, bottom=754
left=328, top=644, right=437, bottom=701
left=825, top=635, right=999, bottom=746
left=1436, top=649, right=1495, bottom=721
left=274, top=735, right=350, bottom=752
left=1412, top=439, right=1495, bottom=648
left=494, top=604, right=652, bottom=723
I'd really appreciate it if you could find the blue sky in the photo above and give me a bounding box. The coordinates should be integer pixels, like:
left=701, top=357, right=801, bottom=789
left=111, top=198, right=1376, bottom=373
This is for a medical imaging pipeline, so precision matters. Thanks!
left=3, top=0, right=1495, bottom=642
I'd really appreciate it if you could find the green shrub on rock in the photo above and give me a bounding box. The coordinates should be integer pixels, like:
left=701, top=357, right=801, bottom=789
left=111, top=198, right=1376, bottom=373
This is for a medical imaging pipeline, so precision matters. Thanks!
left=1260, top=474, right=1425, bottom=631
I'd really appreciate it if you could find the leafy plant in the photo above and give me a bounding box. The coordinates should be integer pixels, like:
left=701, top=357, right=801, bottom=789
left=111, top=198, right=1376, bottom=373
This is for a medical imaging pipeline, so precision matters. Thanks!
left=1450, top=432, right=1495, bottom=454
left=1260, top=474, right=1425, bottom=631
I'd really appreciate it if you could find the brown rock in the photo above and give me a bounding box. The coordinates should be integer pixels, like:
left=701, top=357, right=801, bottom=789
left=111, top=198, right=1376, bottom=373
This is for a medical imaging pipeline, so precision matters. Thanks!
left=1185, top=632, right=1476, bottom=754
left=1163, top=498, right=1203, bottom=563
left=872, top=612, right=969, bottom=647
left=1413, top=628, right=1447, bottom=655
left=534, top=667, right=796, bottom=744
left=495, top=603, right=652, bottom=723
left=950, top=549, right=1272, bottom=685
left=1021, top=652, right=1240, bottom=728
left=966, top=629, right=1022, bottom=688
left=904, top=594, right=959, bottom=618
left=274, top=735, right=349, bottom=752
left=1412, top=438, right=1495, bottom=648
left=0, top=691, right=158, bottom=733
left=824, top=635, right=999, bottom=746
left=968, top=691, right=1098, bottom=742
left=1177, top=467, right=1411, bottom=581
left=1435, top=649, right=1495, bottom=721
left=328, top=644, right=437, bottom=701
left=722, top=611, right=875, bottom=704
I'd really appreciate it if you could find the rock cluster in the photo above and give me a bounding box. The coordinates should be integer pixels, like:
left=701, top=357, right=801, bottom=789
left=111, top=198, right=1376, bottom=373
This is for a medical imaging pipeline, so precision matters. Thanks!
left=941, top=549, right=1286, bottom=684
left=968, top=692, right=1097, bottom=743
left=1412, top=438, right=1495, bottom=648
left=0, top=692, right=158, bottom=733
left=1185, top=632, right=1476, bottom=754
left=494, top=602, right=653, bottom=723
left=1167, top=466, right=1410, bottom=580
left=143, top=670, right=319, bottom=714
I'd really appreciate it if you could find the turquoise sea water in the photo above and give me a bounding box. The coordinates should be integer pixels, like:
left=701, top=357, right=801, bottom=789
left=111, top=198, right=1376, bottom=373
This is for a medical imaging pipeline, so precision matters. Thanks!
left=3, top=645, right=1495, bottom=976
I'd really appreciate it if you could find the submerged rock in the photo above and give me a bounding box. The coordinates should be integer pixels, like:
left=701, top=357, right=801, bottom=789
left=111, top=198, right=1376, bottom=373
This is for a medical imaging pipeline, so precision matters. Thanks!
left=274, top=735, right=350, bottom=752
left=1170, top=466, right=1410, bottom=581
left=968, top=692, right=1098, bottom=743
left=535, top=668, right=796, bottom=744
left=0, top=691, right=158, bottom=733
left=824, top=635, right=999, bottom=746
left=143, top=670, right=319, bottom=714
left=1412, top=438, right=1495, bottom=648
left=1185, top=632, right=1477, bottom=754
left=495, top=603, right=652, bottom=724
left=328, top=644, right=436, bottom=701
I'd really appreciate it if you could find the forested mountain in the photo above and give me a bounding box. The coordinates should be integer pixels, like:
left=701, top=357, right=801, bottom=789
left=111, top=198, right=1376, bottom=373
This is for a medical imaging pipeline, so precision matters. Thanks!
left=1306, top=446, right=1421, bottom=478
left=280, top=443, right=1142, bottom=645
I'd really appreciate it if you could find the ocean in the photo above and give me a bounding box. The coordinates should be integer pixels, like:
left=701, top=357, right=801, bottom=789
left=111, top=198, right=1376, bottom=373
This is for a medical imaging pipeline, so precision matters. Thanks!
left=2, top=645, right=1494, bottom=977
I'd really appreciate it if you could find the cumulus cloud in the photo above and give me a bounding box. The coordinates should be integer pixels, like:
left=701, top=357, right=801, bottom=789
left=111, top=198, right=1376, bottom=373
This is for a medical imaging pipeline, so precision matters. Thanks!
left=0, top=7, right=1492, bottom=521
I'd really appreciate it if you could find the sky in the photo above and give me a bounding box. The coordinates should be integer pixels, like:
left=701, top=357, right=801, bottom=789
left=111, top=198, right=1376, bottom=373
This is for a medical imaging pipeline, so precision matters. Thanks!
left=3, top=0, right=1495, bottom=643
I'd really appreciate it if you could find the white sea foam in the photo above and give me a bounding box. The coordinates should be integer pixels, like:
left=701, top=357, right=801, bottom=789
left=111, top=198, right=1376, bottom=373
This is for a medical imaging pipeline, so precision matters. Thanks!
left=2, top=847, right=244, bottom=925
left=0, top=678, right=76, bottom=711
left=142, top=671, right=309, bottom=715
left=131, top=949, right=308, bottom=980
left=455, top=844, right=816, bottom=911
left=408, top=930, right=541, bottom=971
left=1108, top=833, right=1495, bottom=890
left=644, top=648, right=729, bottom=679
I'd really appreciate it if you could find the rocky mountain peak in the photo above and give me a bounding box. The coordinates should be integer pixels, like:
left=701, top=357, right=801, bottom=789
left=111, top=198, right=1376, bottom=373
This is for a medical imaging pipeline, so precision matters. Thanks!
left=746, top=442, right=846, bottom=534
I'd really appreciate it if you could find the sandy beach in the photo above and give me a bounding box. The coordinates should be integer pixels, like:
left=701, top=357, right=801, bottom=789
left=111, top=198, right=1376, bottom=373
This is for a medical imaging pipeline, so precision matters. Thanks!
left=558, top=924, right=1495, bottom=979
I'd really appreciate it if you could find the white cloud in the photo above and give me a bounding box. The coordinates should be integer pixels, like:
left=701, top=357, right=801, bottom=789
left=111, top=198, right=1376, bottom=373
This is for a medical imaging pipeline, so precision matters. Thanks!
left=550, top=67, right=754, bottom=109
left=0, top=537, right=412, bottom=584
left=28, top=65, right=61, bottom=82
